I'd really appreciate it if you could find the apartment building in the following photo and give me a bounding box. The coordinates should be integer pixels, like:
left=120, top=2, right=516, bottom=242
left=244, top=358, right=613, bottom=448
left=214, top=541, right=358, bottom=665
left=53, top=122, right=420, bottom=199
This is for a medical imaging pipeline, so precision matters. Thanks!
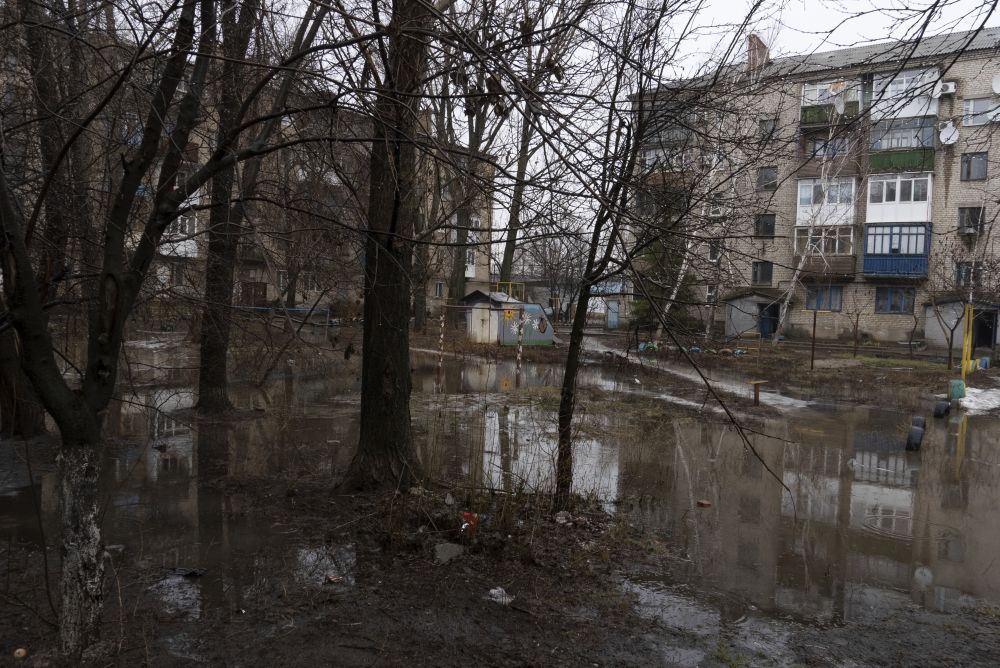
left=642, top=28, right=1000, bottom=348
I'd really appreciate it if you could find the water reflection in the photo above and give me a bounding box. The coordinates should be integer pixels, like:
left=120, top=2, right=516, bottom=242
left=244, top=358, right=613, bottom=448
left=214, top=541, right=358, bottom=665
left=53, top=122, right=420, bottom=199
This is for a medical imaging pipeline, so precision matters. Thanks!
left=3, top=350, right=1000, bottom=647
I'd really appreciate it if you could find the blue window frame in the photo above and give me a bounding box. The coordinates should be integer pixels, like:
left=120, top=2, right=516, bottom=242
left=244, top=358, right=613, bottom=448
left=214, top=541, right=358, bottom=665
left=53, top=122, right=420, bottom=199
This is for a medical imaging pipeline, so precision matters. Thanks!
left=875, top=287, right=916, bottom=314
left=806, top=286, right=843, bottom=311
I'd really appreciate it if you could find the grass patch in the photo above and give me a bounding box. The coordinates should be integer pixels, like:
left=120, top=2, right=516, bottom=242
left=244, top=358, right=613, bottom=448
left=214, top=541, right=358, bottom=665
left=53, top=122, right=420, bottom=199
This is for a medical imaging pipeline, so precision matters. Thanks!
left=850, top=354, right=949, bottom=371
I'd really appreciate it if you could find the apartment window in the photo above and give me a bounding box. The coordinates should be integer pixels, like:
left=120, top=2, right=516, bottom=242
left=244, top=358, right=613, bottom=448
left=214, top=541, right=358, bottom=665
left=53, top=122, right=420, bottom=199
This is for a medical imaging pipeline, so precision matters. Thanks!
left=866, top=224, right=927, bottom=255
left=961, top=152, right=988, bottom=181
left=801, top=81, right=859, bottom=105
left=869, top=173, right=929, bottom=203
left=277, top=269, right=289, bottom=293
left=751, top=261, right=773, bottom=285
left=870, top=117, right=934, bottom=150
left=882, top=69, right=925, bottom=98
left=166, top=214, right=197, bottom=238
left=466, top=248, right=476, bottom=266
left=708, top=239, right=721, bottom=262
left=757, top=166, right=778, bottom=191
left=706, top=284, right=717, bottom=302
left=962, top=98, right=994, bottom=126
left=169, top=263, right=184, bottom=287
left=120, top=112, right=143, bottom=146
left=434, top=281, right=444, bottom=298
left=956, top=261, right=983, bottom=288
left=805, top=136, right=849, bottom=157
left=798, top=177, right=855, bottom=206
left=754, top=214, right=775, bottom=237
left=875, top=286, right=916, bottom=314
left=759, top=118, right=777, bottom=138
left=806, top=285, right=843, bottom=311
left=301, top=272, right=319, bottom=292
left=795, top=227, right=853, bottom=255
left=958, top=207, right=984, bottom=234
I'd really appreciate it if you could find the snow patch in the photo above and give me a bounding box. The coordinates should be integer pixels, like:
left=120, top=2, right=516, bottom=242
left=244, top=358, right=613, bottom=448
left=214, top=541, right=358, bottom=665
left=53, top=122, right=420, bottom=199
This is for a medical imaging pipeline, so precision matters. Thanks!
left=960, top=387, right=1000, bottom=414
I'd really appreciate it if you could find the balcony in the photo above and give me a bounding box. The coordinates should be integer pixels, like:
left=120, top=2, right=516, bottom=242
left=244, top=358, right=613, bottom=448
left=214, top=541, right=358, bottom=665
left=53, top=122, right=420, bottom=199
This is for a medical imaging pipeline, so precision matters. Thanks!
left=869, top=148, right=935, bottom=173
left=793, top=254, right=856, bottom=278
left=800, top=100, right=860, bottom=126
left=862, top=254, right=928, bottom=277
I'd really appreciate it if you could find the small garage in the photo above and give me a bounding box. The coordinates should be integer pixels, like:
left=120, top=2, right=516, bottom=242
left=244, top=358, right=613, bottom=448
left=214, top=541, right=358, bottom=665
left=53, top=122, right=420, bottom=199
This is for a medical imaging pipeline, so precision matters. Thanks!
left=460, top=291, right=556, bottom=345
left=723, top=289, right=784, bottom=339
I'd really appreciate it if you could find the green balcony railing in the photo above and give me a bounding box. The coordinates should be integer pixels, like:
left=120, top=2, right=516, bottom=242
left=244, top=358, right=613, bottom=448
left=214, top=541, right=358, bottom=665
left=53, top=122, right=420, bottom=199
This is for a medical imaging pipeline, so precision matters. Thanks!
left=869, top=148, right=935, bottom=173
left=800, top=100, right=860, bottom=126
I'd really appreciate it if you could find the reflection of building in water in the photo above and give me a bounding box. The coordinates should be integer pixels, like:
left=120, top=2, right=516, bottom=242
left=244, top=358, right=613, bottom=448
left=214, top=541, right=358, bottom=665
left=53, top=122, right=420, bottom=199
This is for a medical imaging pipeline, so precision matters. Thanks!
left=613, top=405, right=1000, bottom=623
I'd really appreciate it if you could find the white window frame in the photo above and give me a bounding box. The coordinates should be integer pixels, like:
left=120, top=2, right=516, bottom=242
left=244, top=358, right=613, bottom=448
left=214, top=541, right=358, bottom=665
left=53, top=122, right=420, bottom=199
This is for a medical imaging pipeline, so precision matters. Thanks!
left=801, top=80, right=860, bottom=106
left=794, top=226, right=854, bottom=256
left=963, top=97, right=994, bottom=126
left=868, top=173, right=930, bottom=204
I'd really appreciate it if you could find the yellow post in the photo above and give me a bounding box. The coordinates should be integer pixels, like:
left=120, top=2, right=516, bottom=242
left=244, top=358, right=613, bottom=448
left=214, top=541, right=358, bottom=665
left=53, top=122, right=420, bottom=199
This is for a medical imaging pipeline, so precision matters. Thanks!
left=961, top=303, right=974, bottom=380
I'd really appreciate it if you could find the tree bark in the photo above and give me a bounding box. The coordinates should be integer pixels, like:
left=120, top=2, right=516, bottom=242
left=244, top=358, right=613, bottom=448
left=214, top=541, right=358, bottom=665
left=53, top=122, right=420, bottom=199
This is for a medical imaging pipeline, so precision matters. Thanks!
left=556, top=282, right=592, bottom=507
left=0, top=332, right=46, bottom=437
left=57, top=443, right=104, bottom=659
left=344, top=0, right=429, bottom=489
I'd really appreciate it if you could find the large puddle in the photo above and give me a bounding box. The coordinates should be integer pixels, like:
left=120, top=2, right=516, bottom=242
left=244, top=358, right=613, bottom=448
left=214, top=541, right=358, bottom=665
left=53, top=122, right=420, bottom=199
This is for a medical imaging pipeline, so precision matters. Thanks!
left=3, top=336, right=999, bottom=657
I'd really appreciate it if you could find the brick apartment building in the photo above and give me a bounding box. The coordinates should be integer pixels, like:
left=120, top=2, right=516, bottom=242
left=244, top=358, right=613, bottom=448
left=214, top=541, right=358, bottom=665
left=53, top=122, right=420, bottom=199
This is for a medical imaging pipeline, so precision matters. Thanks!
left=640, top=28, right=1000, bottom=350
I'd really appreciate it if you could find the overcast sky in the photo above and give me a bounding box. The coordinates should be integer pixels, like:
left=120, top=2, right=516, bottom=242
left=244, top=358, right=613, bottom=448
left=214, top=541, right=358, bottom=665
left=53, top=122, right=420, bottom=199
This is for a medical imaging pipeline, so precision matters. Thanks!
left=683, top=0, right=1000, bottom=68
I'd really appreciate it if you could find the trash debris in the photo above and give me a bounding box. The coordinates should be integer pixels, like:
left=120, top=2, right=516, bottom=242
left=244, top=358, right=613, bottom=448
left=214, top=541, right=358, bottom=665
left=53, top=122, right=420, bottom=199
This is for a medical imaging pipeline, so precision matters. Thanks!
left=409, top=486, right=425, bottom=497
left=554, top=510, right=573, bottom=525
left=487, top=587, right=514, bottom=606
left=688, top=346, right=702, bottom=353
left=434, top=542, right=465, bottom=565
left=461, top=511, right=479, bottom=536
left=326, top=574, right=344, bottom=584
left=444, top=492, right=455, bottom=506
left=696, top=499, right=712, bottom=508
left=632, top=377, right=641, bottom=385
left=13, top=648, right=27, bottom=660
left=733, top=348, right=748, bottom=356
left=638, top=341, right=658, bottom=352
left=719, top=348, right=733, bottom=355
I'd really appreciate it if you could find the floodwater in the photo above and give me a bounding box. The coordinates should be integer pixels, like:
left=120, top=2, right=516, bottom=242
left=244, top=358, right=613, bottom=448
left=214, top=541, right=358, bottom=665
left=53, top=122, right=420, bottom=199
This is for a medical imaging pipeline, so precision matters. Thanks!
left=2, top=334, right=1000, bottom=661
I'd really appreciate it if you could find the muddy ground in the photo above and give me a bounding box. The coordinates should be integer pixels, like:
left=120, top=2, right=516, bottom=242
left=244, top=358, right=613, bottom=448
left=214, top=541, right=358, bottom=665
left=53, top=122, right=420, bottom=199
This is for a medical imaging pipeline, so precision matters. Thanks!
left=4, top=329, right=1000, bottom=665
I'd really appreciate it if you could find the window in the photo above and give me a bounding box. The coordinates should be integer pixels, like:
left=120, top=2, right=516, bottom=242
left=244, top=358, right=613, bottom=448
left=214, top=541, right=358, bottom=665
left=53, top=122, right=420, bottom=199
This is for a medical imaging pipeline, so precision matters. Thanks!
left=169, top=263, right=184, bottom=287
left=962, top=98, right=994, bottom=126
left=797, top=177, right=855, bottom=206
left=755, top=214, right=775, bottom=237
left=466, top=248, right=476, bottom=266
left=870, top=117, right=934, bottom=150
left=120, top=112, right=143, bottom=146
left=277, top=269, right=289, bottom=293
left=751, top=261, right=773, bottom=285
left=868, top=173, right=929, bottom=203
left=958, top=207, right=984, bottom=233
left=806, top=285, right=843, bottom=311
left=961, top=152, right=988, bottom=181
left=166, top=214, right=197, bottom=238
left=801, top=81, right=859, bottom=105
left=708, top=239, right=721, bottom=262
left=759, top=118, right=777, bottom=138
left=865, top=225, right=927, bottom=255
left=795, top=227, right=853, bottom=255
left=875, top=287, right=916, bottom=314
left=956, top=261, right=983, bottom=288
left=706, top=284, right=717, bottom=302
left=881, top=69, right=927, bottom=99
left=434, top=281, right=444, bottom=298
left=805, top=136, right=849, bottom=157
left=757, top=166, right=777, bottom=191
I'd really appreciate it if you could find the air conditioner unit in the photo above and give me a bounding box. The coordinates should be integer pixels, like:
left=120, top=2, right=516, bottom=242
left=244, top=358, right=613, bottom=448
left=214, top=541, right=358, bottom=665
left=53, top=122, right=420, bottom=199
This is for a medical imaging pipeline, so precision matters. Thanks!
left=958, top=224, right=978, bottom=235
left=939, top=81, right=957, bottom=95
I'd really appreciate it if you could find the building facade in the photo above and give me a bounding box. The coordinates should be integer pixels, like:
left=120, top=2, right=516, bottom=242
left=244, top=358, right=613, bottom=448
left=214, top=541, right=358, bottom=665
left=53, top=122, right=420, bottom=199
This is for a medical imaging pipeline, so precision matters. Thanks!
left=642, top=28, right=1000, bottom=347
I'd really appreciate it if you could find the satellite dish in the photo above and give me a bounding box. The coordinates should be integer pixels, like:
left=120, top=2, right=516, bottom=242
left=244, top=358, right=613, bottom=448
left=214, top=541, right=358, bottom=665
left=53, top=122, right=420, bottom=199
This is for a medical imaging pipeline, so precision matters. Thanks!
left=992, top=73, right=1000, bottom=94
left=932, top=81, right=944, bottom=99
left=939, top=121, right=959, bottom=145
left=833, top=94, right=846, bottom=115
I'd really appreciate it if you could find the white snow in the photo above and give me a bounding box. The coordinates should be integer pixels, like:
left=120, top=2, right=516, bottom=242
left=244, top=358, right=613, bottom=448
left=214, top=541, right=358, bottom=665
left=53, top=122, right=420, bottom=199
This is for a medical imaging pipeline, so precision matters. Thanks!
left=960, top=387, right=1000, bottom=414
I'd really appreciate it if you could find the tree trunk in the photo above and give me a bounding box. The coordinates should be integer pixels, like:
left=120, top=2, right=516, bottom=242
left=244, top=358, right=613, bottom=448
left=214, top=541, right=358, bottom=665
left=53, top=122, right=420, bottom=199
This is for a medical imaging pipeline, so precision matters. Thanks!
left=345, top=0, right=429, bottom=489
left=447, top=210, right=470, bottom=327
left=556, top=283, right=592, bottom=508
left=197, top=182, right=240, bottom=413
left=499, top=110, right=534, bottom=283
left=0, top=332, right=46, bottom=437
left=57, top=443, right=104, bottom=659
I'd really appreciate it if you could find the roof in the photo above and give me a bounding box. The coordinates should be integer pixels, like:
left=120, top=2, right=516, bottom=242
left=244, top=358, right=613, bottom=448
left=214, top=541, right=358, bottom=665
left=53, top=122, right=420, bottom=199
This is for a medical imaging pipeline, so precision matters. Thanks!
left=460, top=290, right=523, bottom=306
left=764, top=26, right=1000, bottom=77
